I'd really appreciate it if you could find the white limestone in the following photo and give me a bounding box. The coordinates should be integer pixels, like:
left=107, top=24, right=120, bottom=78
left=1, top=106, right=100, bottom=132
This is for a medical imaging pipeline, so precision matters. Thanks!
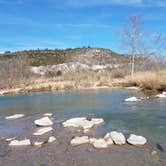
left=34, top=117, right=53, bottom=127
left=43, top=113, right=53, bottom=117
left=34, top=141, right=45, bottom=146
left=9, top=139, right=31, bottom=146
left=125, top=97, right=140, bottom=102
left=70, top=136, right=89, bottom=146
left=63, top=117, right=104, bottom=130
left=5, top=114, right=25, bottom=120
left=92, top=138, right=108, bottom=149
left=104, top=133, right=114, bottom=145
left=33, top=127, right=53, bottom=136
left=91, top=118, right=104, bottom=125
left=127, top=134, right=147, bottom=145
left=48, top=136, right=56, bottom=143
left=110, top=131, right=126, bottom=145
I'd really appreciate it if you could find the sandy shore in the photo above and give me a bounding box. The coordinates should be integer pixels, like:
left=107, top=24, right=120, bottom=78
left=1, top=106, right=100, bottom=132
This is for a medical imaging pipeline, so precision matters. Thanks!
left=0, top=114, right=165, bottom=166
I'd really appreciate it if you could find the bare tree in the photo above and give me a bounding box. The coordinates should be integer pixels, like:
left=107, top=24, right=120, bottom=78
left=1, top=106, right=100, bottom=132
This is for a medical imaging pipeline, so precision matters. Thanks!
left=0, top=55, right=30, bottom=89
left=120, top=14, right=166, bottom=75
left=121, top=14, right=142, bottom=76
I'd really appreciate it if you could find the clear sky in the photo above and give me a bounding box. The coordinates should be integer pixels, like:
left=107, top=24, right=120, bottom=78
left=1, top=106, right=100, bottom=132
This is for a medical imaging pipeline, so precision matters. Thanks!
left=0, top=0, right=165, bottom=53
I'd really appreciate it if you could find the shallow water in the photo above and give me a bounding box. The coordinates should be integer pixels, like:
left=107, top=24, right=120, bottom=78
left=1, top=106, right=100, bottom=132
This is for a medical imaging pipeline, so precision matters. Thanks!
left=0, top=89, right=166, bottom=146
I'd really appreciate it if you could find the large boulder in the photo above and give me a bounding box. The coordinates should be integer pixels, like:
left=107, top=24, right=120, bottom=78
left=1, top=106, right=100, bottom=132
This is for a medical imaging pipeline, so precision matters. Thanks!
left=5, top=114, right=25, bottom=120
left=110, top=131, right=126, bottom=145
left=91, top=138, right=108, bottom=149
left=34, top=117, right=53, bottom=127
left=33, top=127, right=53, bottom=136
left=70, top=136, right=90, bottom=146
left=127, top=134, right=147, bottom=145
left=9, top=139, right=31, bottom=146
left=125, top=97, right=140, bottom=102
left=63, top=117, right=104, bottom=130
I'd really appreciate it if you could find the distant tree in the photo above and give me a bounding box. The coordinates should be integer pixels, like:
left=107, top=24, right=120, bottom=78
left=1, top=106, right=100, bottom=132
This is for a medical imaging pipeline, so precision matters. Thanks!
left=120, top=14, right=166, bottom=75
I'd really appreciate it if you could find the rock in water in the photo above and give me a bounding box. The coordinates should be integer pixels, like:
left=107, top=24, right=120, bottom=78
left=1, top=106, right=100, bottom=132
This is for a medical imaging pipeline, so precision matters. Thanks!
left=63, top=117, right=104, bottom=130
left=91, top=118, right=104, bottom=125
left=110, top=131, right=126, bottom=145
left=34, top=117, right=53, bottom=127
left=156, top=93, right=166, bottom=98
left=70, top=136, right=89, bottom=146
left=33, top=127, right=53, bottom=136
left=34, top=141, right=45, bottom=146
left=5, top=114, right=25, bottom=120
left=127, top=134, right=147, bottom=145
left=48, top=136, right=56, bottom=143
left=43, top=113, right=53, bottom=117
left=125, top=97, right=140, bottom=102
left=104, top=133, right=114, bottom=145
left=9, top=139, right=31, bottom=146
left=63, top=117, right=87, bottom=128
left=92, top=138, right=108, bottom=149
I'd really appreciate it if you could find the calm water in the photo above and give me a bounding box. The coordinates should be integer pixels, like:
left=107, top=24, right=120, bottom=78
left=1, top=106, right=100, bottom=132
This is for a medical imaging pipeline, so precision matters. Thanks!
left=0, top=89, right=166, bottom=145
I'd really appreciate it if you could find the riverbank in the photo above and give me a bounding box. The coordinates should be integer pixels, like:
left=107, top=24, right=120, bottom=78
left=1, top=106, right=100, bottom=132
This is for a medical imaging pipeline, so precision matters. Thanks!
left=1, top=70, right=166, bottom=96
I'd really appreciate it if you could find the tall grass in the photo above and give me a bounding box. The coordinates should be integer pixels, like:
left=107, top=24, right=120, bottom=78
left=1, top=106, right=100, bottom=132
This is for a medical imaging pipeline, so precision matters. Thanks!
left=123, top=70, right=166, bottom=92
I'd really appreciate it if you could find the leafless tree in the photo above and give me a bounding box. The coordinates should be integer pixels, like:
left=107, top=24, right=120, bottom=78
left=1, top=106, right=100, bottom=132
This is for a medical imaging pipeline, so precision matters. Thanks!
left=0, top=55, right=30, bottom=89
left=120, top=14, right=166, bottom=75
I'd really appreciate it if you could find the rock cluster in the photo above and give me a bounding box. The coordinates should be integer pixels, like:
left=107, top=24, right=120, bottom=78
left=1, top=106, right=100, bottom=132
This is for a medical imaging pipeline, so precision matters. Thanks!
left=63, top=117, right=104, bottom=132
left=7, top=113, right=56, bottom=147
left=70, top=131, right=147, bottom=149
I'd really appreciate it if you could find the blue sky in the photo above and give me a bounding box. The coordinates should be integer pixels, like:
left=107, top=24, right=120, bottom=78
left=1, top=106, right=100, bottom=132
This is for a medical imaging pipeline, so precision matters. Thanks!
left=0, top=0, right=166, bottom=53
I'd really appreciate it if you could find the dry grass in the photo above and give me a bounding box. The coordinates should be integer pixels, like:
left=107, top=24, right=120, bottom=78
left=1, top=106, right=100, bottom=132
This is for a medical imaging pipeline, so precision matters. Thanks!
left=122, top=70, right=166, bottom=92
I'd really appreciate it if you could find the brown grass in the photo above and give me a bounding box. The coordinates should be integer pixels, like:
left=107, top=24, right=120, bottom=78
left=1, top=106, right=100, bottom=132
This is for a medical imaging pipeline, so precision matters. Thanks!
left=122, top=70, right=166, bottom=92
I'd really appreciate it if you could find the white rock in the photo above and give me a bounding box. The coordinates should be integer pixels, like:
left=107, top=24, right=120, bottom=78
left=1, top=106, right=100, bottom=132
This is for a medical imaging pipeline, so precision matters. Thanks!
left=110, top=131, right=126, bottom=145
left=63, top=117, right=94, bottom=129
left=33, top=127, right=53, bottom=136
left=126, top=87, right=139, bottom=90
left=34, top=117, right=53, bottom=127
left=34, top=141, right=45, bottom=146
left=6, top=137, right=16, bottom=142
left=89, top=138, right=97, bottom=144
left=70, top=136, right=90, bottom=146
left=83, top=129, right=90, bottom=133
left=162, top=91, right=166, bottom=95
left=104, top=133, right=114, bottom=145
left=48, top=136, right=56, bottom=143
left=91, top=118, right=104, bottom=125
left=156, top=93, right=166, bottom=98
left=92, top=138, right=108, bottom=149
left=5, top=114, right=25, bottom=120
left=63, top=117, right=86, bottom=128
left=80, top=120, right=94, bottom=130
left=43, top=113, right=53, bottom=117
left=125, top=97, right=140, bottom=102
left=9, top=139, right=31, bottom=146
left=127, top=134, right=147, bottom=145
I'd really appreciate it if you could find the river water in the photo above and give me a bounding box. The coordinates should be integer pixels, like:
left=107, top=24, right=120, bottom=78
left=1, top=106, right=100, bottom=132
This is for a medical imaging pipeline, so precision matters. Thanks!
left=0, top=89, right=165, bottom=146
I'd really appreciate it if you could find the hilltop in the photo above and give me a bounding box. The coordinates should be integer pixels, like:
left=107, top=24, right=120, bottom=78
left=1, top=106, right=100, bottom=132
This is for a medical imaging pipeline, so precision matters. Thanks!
left=0, top=47, right=126, bottom=66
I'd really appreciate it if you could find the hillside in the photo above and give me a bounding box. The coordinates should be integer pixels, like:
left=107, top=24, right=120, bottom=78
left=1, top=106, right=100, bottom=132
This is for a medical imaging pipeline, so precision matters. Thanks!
left=0, top=47, right=127, bottom=66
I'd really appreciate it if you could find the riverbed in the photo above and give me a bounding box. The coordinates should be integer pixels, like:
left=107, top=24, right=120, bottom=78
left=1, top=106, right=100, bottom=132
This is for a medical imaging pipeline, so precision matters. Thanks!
left=0, top=89, right=165, bottom=166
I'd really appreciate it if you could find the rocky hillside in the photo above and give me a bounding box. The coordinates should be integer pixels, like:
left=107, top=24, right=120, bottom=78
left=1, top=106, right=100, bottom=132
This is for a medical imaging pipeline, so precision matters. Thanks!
left=0, top=47, right=127, bottom=66
left=0, top=47, right=131, bottom=76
